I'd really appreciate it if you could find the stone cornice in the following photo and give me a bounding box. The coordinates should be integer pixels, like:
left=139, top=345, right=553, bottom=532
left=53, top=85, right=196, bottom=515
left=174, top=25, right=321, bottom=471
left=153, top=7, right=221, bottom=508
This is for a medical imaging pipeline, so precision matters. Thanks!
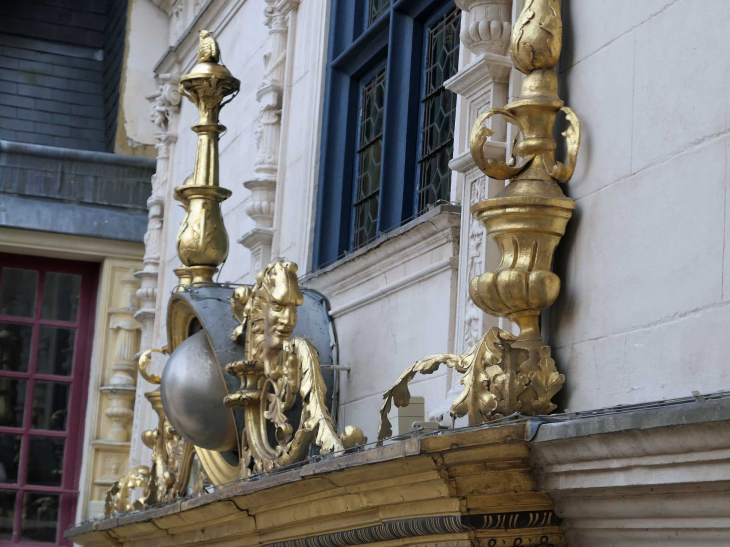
left=67, top=423, right=565, bottom=547
left=302, top=204, right=461, bottom=298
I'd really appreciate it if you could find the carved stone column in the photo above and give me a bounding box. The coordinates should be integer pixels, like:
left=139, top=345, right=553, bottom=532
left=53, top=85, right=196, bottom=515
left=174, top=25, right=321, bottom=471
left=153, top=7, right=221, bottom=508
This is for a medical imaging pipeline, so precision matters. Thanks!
left=101, top=277, right=141, bottom=443
left=447, top=0, right=513, bottom=359
left=137, top=74, right=180, bottom=351
left=239, top=0, right=299, bottom=277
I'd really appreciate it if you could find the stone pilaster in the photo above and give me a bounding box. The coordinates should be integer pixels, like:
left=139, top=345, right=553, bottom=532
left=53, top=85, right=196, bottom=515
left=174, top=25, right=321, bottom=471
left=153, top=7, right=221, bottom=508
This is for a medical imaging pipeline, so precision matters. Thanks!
left=101, top=277, right=141, bottom=443
left=129, top=73, right=180, bottom=468
left=448, top=0, right=515, bottom=356
left=238, top=0, right=299, bottom=278
left=427, top=0, right=515, bottom=422
left=136, top=73, right=180, bottom=349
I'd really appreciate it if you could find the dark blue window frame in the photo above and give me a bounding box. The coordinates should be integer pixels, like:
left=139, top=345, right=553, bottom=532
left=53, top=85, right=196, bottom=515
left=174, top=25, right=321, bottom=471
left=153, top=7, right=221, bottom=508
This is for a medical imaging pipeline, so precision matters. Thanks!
left=313, top=0, right=459, bottom=270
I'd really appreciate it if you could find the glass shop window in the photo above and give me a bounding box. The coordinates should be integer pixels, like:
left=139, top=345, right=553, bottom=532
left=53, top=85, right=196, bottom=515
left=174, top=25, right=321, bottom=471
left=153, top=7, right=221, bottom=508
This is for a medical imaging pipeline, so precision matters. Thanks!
left=313, top=0, right=461, bottom=268
left=0, top=254, right=97, bottom=546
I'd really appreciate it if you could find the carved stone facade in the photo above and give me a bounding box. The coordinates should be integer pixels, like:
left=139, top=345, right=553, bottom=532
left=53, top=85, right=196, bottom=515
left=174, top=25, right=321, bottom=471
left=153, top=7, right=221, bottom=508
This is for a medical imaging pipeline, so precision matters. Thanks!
left=239, top=0, right=300, bottom=278
left=78, top=262, right=143, bottom=520
left=441, top=2, right=516, bottom=422
left=137, top=73, right=181, bottom=352
left=102, top=278, right=142, bottom=442
left=152, top=0, right=210, bottom=46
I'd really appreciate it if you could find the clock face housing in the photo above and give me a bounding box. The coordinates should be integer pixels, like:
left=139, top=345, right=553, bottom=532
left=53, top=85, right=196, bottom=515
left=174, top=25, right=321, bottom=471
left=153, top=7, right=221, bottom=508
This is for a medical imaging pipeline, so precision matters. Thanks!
left=160, top=284, right=337, bottom=483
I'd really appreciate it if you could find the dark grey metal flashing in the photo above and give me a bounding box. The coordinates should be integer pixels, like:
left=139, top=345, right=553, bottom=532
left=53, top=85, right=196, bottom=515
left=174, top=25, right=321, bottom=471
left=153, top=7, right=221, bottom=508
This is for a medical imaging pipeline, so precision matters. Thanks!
left=0, top=139, right=154, bottom=242
left=531, top=396, right=730, bottom=443
left=0, top=140, right=155, bottom=169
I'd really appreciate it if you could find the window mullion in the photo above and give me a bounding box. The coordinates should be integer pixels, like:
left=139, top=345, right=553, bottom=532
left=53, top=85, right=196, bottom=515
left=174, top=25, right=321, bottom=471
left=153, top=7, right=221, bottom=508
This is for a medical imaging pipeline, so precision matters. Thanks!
left=378, top=10, right=422, bottom=233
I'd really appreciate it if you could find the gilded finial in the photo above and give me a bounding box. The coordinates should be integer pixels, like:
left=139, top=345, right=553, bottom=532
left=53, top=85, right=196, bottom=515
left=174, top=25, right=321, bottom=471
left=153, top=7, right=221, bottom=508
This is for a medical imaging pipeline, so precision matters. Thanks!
left=175, top=30, right=239, bottom=285
left=198, top=30, right=221, bottom=64
left=510, top=0, right=562, bottom=74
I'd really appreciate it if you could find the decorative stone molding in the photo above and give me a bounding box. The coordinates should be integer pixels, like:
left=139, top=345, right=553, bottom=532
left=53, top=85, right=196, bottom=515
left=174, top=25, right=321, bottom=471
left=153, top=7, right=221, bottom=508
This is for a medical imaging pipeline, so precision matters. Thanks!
left=455, top=0, right=512, bottom=57
left=531, top=398, right=730, bottom=546
left=152, top=0, right=210, bottom=46
left=444, top=1, right=513, bottom=361
left=238, top=0, right=300, bottom=279
left=136, top=73, right=181, bottom=352
left=77, top=260, right=143, bottom=520
left=101, top=277, right=141, bottom=443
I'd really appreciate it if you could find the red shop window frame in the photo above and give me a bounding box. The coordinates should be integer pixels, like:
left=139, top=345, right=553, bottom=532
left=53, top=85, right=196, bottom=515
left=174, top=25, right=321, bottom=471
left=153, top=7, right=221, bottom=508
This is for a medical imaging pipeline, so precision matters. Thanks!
left=0, top=252, right=98, bottom=546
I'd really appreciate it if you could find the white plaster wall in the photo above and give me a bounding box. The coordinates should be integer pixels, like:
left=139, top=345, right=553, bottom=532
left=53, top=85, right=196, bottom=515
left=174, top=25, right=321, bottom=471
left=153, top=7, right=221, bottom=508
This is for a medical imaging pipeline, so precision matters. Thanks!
left=122, top=0, right=169, bottom=145
left=550, top=0, right=730, bottom=410
left=273, top=0, right=330, bottom=269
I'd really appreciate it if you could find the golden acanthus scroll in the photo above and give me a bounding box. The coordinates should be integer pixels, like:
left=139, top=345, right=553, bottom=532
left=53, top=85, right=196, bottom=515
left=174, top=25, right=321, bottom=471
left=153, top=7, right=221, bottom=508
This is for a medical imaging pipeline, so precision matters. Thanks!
left=378, top=0, right=577, bottom=436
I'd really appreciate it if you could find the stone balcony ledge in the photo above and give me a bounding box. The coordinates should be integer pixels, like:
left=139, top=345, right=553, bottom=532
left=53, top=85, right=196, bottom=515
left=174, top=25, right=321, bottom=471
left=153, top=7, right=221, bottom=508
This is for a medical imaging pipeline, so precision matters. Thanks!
left=67, top=394, right=730, bottom=547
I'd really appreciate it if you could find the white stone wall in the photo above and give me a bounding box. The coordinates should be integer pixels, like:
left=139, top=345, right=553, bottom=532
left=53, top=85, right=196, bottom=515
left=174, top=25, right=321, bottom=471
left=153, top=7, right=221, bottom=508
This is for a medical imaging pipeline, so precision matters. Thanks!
left=550, top=0, right=730, bottom=410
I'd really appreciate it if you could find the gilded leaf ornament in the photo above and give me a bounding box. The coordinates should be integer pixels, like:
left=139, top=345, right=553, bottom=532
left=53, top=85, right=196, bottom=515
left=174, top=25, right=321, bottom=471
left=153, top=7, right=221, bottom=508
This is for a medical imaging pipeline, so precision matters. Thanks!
left=528, top=347, right=565, bottom=415
left=378, top=328, right=540, bottom=439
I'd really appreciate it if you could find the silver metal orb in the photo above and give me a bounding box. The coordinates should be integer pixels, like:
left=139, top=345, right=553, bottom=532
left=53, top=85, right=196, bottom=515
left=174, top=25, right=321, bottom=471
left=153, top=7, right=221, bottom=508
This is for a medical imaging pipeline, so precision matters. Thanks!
left=161, top=331, right=238, bottom=451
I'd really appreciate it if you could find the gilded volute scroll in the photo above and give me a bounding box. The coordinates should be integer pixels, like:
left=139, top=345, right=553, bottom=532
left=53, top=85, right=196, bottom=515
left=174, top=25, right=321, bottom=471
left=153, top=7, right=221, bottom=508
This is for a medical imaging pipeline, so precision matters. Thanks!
left=379, top=0, right=577, bottom=436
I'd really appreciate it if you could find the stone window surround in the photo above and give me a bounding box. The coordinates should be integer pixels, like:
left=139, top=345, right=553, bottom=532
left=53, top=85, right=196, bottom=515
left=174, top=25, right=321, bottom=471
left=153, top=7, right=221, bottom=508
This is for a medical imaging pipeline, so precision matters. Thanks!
left=303, top=203, right=460, bottom=318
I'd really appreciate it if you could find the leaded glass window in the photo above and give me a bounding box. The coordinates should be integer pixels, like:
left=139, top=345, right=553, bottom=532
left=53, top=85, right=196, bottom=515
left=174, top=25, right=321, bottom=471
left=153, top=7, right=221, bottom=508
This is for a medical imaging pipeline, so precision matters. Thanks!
left=315, top=0, right=462, bottom=269
left=369, top=0, right=390, bottom=26
left=417, top=6, right=460, bottom=213
left=353, top=68, right=387, bottom=249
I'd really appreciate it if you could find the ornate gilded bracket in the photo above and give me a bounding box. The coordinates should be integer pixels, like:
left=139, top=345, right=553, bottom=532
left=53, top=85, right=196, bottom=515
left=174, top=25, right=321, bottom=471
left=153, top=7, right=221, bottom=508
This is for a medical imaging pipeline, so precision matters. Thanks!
left=104, top=346, right=195, bottom=516
left=226, top=260, right=366, bottom=476
left=378, top=328, right=565, bottom=440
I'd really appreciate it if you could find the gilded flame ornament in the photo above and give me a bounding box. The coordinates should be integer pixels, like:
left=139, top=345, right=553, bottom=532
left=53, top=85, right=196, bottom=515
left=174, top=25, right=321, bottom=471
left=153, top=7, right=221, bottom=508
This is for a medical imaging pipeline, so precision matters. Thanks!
left=379, top=0, right=575, bottom=436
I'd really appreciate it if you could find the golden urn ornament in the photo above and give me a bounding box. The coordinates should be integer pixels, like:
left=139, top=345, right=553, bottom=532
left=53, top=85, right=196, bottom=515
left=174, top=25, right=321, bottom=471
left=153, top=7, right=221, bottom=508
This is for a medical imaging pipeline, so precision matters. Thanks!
left=469, top=0, right=580, bottom=344
left=378, top=0, right=575, bottom=435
